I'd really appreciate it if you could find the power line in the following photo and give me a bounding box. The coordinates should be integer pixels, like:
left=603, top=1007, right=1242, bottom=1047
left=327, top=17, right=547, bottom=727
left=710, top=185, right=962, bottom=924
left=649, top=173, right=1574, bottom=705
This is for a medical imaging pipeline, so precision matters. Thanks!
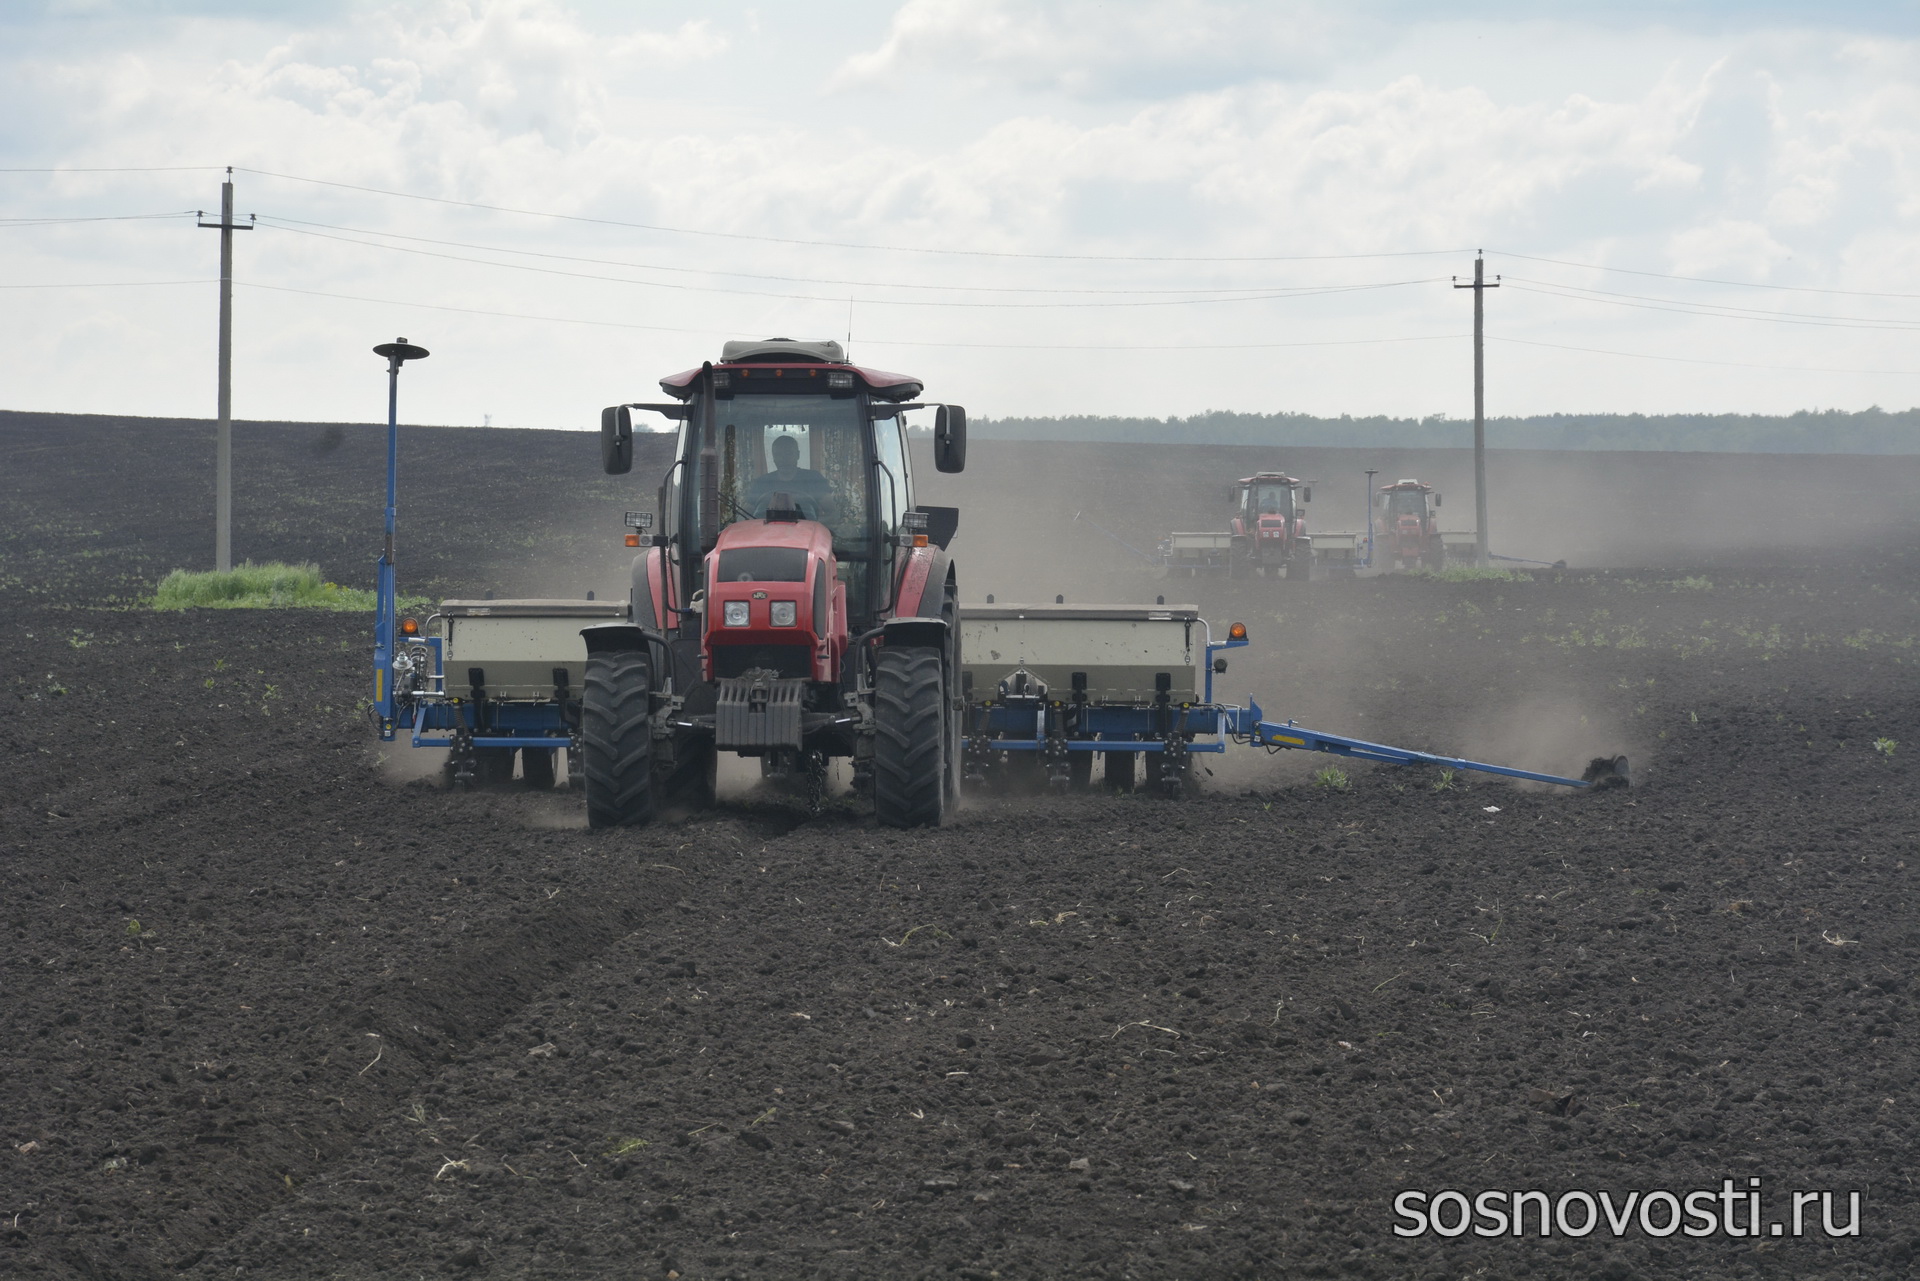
left=0, top=211, right=202, bottom=227
left=0, top=165, right=224, bottom=174
left=0, top=278, right=210, bottom=289
left=1505, top=281, right=1920, bottom=332
left=234, top=278, right=1471, bottom=350
left=866, top=333, right=1470, bottom=352
left=1506, top=276, right=1920, bottom=328
left=0, top=164, right=1905, bottom=297
left=256, top=219, right=1444, bottom=309
left=234, top=165, right=1470, bottom=264
left=254, top=214, right=1382, bottom=297
left=1499, top=249, right=1920, bottom=300
left=1490, top=334, right=1920, bottom=377
left=237, top=279, right=733, bottom=338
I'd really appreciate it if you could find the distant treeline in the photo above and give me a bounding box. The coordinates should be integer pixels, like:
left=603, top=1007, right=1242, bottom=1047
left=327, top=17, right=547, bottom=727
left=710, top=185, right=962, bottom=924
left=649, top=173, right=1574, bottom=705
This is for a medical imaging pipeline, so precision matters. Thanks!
left=961, top=407, right=1920, bottom=453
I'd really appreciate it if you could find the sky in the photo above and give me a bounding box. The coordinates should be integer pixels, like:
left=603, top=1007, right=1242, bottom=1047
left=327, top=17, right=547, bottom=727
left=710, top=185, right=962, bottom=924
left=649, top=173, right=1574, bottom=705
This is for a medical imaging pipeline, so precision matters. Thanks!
left=5, top=0, right=1920, bottom=429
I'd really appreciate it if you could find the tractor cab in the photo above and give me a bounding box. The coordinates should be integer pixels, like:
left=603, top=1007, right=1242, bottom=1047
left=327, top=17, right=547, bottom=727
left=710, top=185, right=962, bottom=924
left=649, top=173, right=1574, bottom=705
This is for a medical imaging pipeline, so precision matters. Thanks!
left=1230, top=472, right=1312, bottom=573
left=1373, top=479, right=1445, bottom=567
left=1233, top=473, right=1309, bottom=530
left=602, top=338, right=964, bottom=639
left=1377, top=479, right=1439, bottom=527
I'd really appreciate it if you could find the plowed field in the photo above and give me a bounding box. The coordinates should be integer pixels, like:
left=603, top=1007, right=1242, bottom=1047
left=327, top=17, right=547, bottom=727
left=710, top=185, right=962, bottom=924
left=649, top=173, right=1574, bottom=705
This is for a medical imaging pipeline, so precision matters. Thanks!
left=5, top=413, right=1919, bottom=1280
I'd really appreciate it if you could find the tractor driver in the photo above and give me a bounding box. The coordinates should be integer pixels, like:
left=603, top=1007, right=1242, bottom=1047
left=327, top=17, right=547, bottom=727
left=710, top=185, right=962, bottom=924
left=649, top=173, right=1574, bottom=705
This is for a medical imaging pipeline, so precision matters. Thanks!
left=746, top=433, right=833, bottom=521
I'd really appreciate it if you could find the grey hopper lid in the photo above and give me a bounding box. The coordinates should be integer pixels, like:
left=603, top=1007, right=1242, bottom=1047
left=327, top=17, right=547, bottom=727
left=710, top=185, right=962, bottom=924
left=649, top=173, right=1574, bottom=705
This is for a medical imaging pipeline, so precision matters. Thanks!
left=720, top=337, right=846, bottom=364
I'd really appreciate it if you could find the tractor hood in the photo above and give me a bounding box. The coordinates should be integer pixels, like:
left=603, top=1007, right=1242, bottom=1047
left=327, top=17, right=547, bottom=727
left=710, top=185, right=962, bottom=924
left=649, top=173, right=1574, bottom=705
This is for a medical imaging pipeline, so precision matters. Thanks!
left=710, top=516, right=834, bottom=574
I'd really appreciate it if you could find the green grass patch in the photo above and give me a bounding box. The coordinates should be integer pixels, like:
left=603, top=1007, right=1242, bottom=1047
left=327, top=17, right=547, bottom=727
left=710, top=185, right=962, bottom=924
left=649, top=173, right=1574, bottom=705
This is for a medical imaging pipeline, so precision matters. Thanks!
left=152, top=562, right=405, bottom=611
left=1313, top=765, right=1351, bottom=791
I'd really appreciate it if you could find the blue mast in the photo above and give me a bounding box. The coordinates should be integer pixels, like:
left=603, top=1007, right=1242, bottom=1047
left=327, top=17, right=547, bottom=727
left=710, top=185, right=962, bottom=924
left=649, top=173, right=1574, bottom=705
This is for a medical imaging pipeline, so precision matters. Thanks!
left=372, top=338, right=429, bottom=740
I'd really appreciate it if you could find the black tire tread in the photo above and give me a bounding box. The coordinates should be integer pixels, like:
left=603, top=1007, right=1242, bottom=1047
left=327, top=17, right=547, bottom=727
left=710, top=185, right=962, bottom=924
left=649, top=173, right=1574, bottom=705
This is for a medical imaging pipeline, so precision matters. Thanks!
left=874, top=646, right=946, bottom=828
left=582, top=651, right=654, bottom=828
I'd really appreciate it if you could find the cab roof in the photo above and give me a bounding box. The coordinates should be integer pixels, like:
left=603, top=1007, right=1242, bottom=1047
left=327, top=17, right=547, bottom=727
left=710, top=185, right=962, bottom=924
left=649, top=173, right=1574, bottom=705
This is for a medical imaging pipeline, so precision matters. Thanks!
left=660, top=337, right=924, bottom=402
left=1237, top=472, right=1304, bottom=487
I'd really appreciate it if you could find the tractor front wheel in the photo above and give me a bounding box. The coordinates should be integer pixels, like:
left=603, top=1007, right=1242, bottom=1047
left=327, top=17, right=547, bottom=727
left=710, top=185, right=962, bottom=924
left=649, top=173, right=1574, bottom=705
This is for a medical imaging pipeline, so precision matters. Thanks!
left=582, top=650, right=655, bottom=829
left=874, top=646, right=948, bottom=828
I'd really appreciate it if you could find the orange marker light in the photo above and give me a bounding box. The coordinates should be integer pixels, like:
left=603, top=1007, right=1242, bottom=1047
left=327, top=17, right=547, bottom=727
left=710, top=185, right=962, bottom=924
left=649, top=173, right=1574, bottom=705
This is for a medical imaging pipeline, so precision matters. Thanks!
left=1228, top=621, right=1247, bottom=641
left=399, top=617, right=419, bottom=636
left=625, top=533, right=641, bottom=547
left=913, top=534, right=928, bottom=548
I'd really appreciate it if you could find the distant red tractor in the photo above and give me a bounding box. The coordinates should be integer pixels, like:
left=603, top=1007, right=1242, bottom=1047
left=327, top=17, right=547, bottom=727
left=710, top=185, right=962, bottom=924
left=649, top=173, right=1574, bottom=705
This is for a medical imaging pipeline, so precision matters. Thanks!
left=1230, top=472, right=1313, bottom=579
left=1372, top=478, right=1447, bottom=570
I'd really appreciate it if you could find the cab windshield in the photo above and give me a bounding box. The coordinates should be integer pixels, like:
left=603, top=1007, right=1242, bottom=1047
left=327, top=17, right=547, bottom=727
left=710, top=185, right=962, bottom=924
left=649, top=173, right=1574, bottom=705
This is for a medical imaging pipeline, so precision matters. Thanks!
left=1251, top=484, right=1295, bottom=517
left=1387, top=491, right=1427, bottom=518
left=694, top=392, right=873, bottom=559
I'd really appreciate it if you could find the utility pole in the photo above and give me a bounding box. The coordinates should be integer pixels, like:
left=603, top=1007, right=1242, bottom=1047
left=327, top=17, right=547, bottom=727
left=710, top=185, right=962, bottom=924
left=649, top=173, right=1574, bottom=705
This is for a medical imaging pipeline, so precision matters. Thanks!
left=1453, top=252, right=1499, bottom=567
left=199, top=168, right=252, bottom=572
left=1363, top=468, right=1378, bottom=569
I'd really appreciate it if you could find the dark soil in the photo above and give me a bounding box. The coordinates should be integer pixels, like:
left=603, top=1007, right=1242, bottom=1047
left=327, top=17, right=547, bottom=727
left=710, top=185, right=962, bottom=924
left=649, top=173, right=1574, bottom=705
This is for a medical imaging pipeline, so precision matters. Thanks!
left=5, top=412, right=1920, bottom=1279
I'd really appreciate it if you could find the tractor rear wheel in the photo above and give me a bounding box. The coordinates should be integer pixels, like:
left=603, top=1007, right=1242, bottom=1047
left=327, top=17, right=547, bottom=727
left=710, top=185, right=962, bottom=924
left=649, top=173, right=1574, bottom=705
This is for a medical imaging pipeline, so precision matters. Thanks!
left=874, top=646, right=948, bottom=828
left=1284, top=550, right=1308, bottom=581
left=1103, top=748, right=1137, bottom=791
left=522, top=745, right=557, bottom=790
left=582, top=650, right=655, bottom=829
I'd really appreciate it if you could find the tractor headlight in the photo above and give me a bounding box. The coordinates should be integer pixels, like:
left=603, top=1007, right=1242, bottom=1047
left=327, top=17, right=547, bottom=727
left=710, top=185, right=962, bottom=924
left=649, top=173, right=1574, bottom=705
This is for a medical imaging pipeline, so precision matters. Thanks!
left=769, top=600, right=797, bottom=627
left=723, top=600, right=751, bottom=627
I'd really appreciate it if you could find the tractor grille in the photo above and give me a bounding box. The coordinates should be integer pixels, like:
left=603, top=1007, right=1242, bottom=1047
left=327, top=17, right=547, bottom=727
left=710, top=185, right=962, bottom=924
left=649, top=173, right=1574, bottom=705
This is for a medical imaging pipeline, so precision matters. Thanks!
left=711, top=643, right=812, bottom=680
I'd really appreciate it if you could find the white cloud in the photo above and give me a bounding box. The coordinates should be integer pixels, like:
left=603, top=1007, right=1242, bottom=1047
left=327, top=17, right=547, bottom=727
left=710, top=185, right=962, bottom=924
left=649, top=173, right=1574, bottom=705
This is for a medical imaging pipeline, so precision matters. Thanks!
left=612, top=18, right=728, bottom=62
left=4, top=1, right=1920, bottom=426
left=1666, top=218, right=1792, bottom=277
left=831, top=0, right=1350, bottom=96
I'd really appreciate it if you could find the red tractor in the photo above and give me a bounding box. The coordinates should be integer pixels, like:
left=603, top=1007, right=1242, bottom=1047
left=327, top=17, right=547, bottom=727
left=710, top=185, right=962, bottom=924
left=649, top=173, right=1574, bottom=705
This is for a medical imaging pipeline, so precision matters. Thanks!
left=1372, top=478, right=1447, bottom=570
left=589, top=338, right=967, bottom=828
left=1229, top=472, right=1314, bottom=579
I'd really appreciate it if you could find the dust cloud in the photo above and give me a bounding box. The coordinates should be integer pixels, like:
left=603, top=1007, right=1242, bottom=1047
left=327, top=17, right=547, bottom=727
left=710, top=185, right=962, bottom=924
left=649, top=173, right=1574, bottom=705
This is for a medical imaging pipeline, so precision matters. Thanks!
left=913, top=436, right=1813, bottom=792
left=915, top=437, right=1920, bottom=576
left=373, top=741, right=447, bottom=785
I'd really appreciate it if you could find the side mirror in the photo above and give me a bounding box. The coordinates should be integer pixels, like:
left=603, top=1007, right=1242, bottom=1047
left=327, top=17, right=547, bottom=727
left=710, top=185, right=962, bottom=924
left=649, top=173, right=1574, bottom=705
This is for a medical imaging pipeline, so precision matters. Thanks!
left=1301, top=486, right=1312, bottom=503
left=601, top=405, right=633, bottom=474
left=934, top=404, right=967, bottom=473
left=1433, top=493, right=1442, bottom=507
